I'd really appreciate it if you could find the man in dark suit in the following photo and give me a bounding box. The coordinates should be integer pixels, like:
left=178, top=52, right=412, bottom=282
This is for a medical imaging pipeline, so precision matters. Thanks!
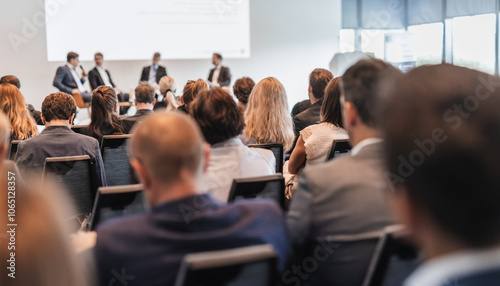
left=15, top=92, right=106, bottom=187
left=93, top=112, right=290, bottom=286
left=289, top=68, right=333, bottom=153
left=121, top=84, right=155, bottom=133
left=139, top=52, right=167, bottom=86
left=286, top=59, right=397, bottom=286
left=291, top=99, right=311, bottom=118
left=52, top=52, right=91, bottom=102
left=208, top=53, right=231, bottom=88
left=382, top=64, right=500, bottom=286
left=88, top=52, right=116, bottom=91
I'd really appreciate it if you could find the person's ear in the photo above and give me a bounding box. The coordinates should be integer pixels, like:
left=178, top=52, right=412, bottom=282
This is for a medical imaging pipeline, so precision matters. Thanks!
left=134, top=99, right=137, bottom=106
left=0, top=142, right=8, bottom=160
left=344, top=101, right=357, bottom=129
left=69, top=113, right=76, bottom=125
left=202, top=143, right=211, bottom=173
left=41, top=114, right=46, bottom=125
left=131, top=158, right=152, bottom=189
left=308, top=85, right=313, bottom=95
left=392, top=187, right=418, bottom=236
left=114, top=103, right=118, bottom=113
left=152, top=99, right=157, bottom=106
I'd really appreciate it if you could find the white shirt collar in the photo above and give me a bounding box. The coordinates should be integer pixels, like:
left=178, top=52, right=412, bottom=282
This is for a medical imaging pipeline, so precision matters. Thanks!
left=66, top=62, right=75, bottom=69
left=350, top=137, right=382, bottom=155
left=405, top=246, right=500, bottom=286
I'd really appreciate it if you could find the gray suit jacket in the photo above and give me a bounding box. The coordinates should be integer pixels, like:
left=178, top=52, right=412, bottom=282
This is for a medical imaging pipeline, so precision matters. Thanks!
left=287, top=141, right=394, bottom=246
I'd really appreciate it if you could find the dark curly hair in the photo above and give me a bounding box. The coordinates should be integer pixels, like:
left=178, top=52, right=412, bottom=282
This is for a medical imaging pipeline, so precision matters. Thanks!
left=41, top=92, right=77, bottom=122
left=190, top=88, right=244, bottom=145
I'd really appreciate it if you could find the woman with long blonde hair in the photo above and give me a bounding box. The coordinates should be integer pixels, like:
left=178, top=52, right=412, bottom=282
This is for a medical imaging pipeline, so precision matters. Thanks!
left=244, top=77, right=294, bottom=151
left=0, top=83, right=38, bottom=140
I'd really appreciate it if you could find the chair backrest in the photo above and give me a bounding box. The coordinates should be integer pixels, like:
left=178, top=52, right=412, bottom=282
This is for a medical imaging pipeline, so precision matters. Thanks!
left=248, top=143, right=284, bottom=173
left=326, top=139, right=352, bottom=161
left=71, top=125, right=88, bottom=135
left=101, top=135, right=137, bottom=186
left=7, top=140, right=21, bottom=161
left=43, top=155, right=95, bottom=218
left=362, top=225, right=421, bottom=286
left=228, top=174, right=286, bottom=210
left=87, top=184, right=147, bottom=231
left=174, top=244, right=277, bottom=286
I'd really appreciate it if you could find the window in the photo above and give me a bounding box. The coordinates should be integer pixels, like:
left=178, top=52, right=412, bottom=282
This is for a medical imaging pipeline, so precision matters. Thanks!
left=452, top=14, right=496, bottom=74
left=339, top=29, right=355, bottom=53
left=361, top=29, right=405, bottom=59
left=408, top=23, right=443, bottom=66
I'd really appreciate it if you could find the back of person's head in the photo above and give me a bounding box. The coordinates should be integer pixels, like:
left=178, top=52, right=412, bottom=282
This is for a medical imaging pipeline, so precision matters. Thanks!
left=320, top=77, right=343, bottom=128
left=67, top=52, right=79, bottom=63
left=233, top=77, right=255, bottom=105
left=0, top=176, right=91, bottom=286
left=0, top=75, right=21, bottom=89
left=159, top=76, right=175, bottom=95
left=42, top=92, right=77, bottom=122
left=309, top=68, right=334, bottom=100
left=88, top=86, right=121, bottom=139
left=382, top=64, right=500, bottom=249
left=191, top=88, right=244, bottom=145
left=182, top=79, right=209, bottom=107
left=129, top=113, right=205, bottom=192
left=342, top=58, right=397, bottom=128
left=0, top=83, right=37, bottom=140
left=135, top=84, right=155, bottom=104
left=245, top=77, right=294, bottom=150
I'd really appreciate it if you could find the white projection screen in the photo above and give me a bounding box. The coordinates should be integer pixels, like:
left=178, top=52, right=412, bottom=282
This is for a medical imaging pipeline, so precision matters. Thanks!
left=44, top=0, right=250, bottom=61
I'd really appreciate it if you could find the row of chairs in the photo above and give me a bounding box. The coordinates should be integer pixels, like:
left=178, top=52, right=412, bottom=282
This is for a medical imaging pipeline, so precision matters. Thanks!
left=174, top=225, right=420, bottom=286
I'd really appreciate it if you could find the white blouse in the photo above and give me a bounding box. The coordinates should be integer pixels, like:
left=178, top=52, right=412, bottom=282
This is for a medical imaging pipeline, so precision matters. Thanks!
left=300, top=122, right=349, bottom=165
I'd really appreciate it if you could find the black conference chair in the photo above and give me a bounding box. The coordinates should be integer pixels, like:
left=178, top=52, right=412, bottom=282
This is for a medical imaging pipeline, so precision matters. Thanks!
left=228, top=174, right=286, bottom=210
left=174, top=244, right=277, bottom=286
left=248, top=143, right=284, bottom=173
left=101, top=135, right=137, bottom=186
left=43, top=155, right=96, bottom=218
left=326, top=139, right=351, bottom=161
left=71, top=125, right=88, bottom=135
left=87, top=184, right=148, bottom=231
left=7, top=140, right=21, bottom=161
left=362, top=225, right=421, bottom=286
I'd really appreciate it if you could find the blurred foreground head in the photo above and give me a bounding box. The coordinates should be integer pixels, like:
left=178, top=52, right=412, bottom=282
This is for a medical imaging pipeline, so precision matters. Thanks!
left=381, top=64, right=500, bottom=254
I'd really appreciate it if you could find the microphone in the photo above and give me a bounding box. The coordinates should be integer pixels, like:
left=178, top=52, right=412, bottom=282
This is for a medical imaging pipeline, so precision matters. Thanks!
left=80, top=65, right=87, bottom=77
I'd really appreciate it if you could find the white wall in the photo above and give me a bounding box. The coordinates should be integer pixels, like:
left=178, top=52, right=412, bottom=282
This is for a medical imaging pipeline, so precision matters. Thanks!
left=0, top=0, right=341, bottom=110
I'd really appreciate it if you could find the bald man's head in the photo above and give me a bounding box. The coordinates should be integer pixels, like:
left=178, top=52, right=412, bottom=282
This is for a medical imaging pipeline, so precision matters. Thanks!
left=129, top=112, right=205, bottom=186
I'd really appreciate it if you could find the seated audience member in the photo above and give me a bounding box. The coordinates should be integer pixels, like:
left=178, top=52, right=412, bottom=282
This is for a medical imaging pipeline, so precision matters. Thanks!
left=85, top=86, right=123, bottom=142
left=382, top=64, right=500, bottom=286
left=155, top=76, right=180, bottom=111
left=15, top=92, right=106, bottom=186
left=233, top=77, right=255, bottom=115
left=121, top=84, right=156, bottom=133
left=177, top=79, right=209, bottom=114
left=0, top=83, right=38, bottom=140
left=0, top=111, right=19, bottom=175
left=290, top=68, right=334, bottom=152
left=0, top=74, right=42, bottom=124
left=286, top=59, right=397, bottom=286
left=244, top=77, right=294, bottom=152
left=0, top=156, right=92, bottom=285
left=93, top=113, right=290, bottom=286
left=288, top=77, right=348, bottom=174
left=191, top=88, right=275, bottom=201
left=53, top=52, right=91, bottom=102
